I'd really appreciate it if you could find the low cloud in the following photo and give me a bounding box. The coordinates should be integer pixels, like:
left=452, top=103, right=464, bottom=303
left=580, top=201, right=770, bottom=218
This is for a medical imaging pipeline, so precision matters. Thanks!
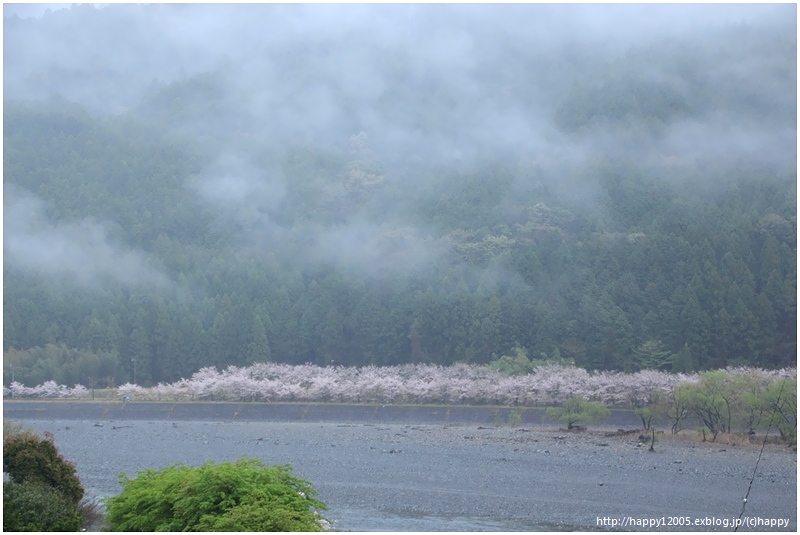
left=311, top=219, right=447, bottom=280
left=188, top=154, right=287, bottom=249
left=3, top=185, right=173, bottom=289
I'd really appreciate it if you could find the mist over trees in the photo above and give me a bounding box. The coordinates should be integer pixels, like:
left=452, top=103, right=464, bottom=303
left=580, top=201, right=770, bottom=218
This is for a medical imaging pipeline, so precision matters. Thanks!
left=3, top=4, right=796, bottom=387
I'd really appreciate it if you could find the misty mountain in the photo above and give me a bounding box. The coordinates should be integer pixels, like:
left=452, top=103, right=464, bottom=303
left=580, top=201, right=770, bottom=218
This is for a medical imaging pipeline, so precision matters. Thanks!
left=3, top=4, right=796, bottom=387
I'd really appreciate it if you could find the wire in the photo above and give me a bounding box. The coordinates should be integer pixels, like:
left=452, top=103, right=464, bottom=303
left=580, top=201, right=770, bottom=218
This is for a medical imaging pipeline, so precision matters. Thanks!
left=734, top=377, right=788, bottom=532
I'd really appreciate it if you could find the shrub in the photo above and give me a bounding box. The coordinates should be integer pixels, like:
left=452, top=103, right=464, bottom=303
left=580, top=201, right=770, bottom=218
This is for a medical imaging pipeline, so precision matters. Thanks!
left=545, top=395, right=610, bottom=429
left=3, top=432, right=84, bottom=504
left=194, top=499, right=326, bottom=532
left=3, top=427, right=88, bottom=531
left=103, top=457, right=328, bottom=532
left=3, top=481, right=83, bottom=532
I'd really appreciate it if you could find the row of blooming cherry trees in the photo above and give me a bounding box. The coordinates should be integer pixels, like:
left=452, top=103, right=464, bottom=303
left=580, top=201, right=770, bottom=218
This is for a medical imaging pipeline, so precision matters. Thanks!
left=5, top=363, right=795, bottom=410
left=4, top=380, right=88, bottom=399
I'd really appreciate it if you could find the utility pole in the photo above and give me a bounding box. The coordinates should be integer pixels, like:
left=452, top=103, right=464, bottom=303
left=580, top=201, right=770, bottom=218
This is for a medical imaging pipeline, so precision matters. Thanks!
left=132, top=358, right=137, bottom=385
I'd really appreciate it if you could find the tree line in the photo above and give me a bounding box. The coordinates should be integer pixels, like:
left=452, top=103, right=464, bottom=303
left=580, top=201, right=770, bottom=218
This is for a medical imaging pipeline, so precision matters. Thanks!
left=6, top=363, right=796, bottom=444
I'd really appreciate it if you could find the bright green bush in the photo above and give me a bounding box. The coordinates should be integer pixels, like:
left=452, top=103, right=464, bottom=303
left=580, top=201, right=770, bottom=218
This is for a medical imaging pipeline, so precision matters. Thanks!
left=103, top=457, right=328, bottom=532
left=545, top=395, right=610, bottom=429
left=194, top=499, right=328, bottom=532
left=489, top=346, right=535, bottom=376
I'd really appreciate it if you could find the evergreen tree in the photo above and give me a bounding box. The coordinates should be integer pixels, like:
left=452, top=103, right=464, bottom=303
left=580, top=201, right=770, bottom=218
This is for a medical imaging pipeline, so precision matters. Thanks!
left=248, top=314, right=271, bottom=364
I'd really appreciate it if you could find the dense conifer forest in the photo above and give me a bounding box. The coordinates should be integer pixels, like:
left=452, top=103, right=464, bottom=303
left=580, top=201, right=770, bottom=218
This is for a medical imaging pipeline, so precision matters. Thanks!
left=3, top=4, right=796, bottom=388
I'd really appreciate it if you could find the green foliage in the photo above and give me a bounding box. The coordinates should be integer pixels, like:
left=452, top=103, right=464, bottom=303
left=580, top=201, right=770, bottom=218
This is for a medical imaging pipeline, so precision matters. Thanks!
left=4, top=344, right=123, bottom=390
left=666, top=374, right=797, bottom=442
left=763, top=378, right=797, bottom=445
left=670, top=344, right=697, bottom=373
left=680, top=371, right=734, bottom=441
left=632, top=340, right=675, bottom=371
left=103, top=458, right=328, bottom=532
left=248, top=314, right=272, bottom=364
left=3, top=432, right=85, bottom=504
left=731, top=370, right=772, bottom=433
left=489, top=346, right=535, bottom=376
left=193, top=499, right=327, bottom=532
left=545, top=396, right=610, bottom=429
left=666, top=384, right=694, bottom=434
left=3, top=429, right=87, bottom=532
left=554, top=69, right=692, bottom=135
left=635, top=390, right=672, bottom=432
left=489, top=345, right=573, bottom=376
left=3, top=481, right=83, bottom=532
left=634, top=405, right=656, bottom=431
left=417, top=162, right=514, bottom=233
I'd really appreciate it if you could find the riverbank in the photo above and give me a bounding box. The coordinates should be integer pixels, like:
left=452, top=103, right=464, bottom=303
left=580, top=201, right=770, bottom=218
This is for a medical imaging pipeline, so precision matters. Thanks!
left=4, top=399, right=645, bottom=427
left=7, top=406, right=796, bottom=531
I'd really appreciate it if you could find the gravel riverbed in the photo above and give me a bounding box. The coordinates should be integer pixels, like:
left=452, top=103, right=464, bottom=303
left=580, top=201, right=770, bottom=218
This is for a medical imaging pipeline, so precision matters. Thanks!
left=17, top=418, right=796, bottom=532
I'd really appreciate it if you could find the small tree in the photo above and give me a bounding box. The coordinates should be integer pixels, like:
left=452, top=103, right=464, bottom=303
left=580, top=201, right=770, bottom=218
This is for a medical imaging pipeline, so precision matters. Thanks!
left=3, top=427, right=89, bottom=532
left=545, top=395, right=610, bottom=429
left=732, top=371, right=771, bottom=433
left=632, top=339, right=675, bottom=371
left=488, top=345, right=534, bottom=376
left=248, top=314, right=272, bottom=364
left=666, top=382, right=696, bottom=434
left=631, top=388, right=670, bottom=431
left=683, top=371, right=735, bottom=441
left=104, top=458, right=328, bottom=532
left=764, top=377, right=797, bottom=445
left=634, top=405, right=655, bottom=431
left=3, top=432, right=84, bottom=504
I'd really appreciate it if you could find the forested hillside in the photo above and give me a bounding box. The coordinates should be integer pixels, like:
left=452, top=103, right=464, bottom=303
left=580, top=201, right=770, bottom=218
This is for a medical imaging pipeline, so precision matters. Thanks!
left=3, top=4, right=796, bottom=388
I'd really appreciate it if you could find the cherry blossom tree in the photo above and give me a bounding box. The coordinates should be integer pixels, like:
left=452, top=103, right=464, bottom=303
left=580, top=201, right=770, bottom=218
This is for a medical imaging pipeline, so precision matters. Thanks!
left=13, top=361, right=796, bottom=440
left=9, top=381, right=33, bottom=398
left=32, top=380, right=61, bottom=398
left=117, top=383, right=143, bottom=399
left=67, top=384, right=89, bottom=398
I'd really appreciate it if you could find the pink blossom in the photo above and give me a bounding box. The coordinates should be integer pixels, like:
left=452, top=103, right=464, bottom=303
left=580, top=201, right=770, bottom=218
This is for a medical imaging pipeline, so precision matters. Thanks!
left=117, top=383, right=143, bottom=398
